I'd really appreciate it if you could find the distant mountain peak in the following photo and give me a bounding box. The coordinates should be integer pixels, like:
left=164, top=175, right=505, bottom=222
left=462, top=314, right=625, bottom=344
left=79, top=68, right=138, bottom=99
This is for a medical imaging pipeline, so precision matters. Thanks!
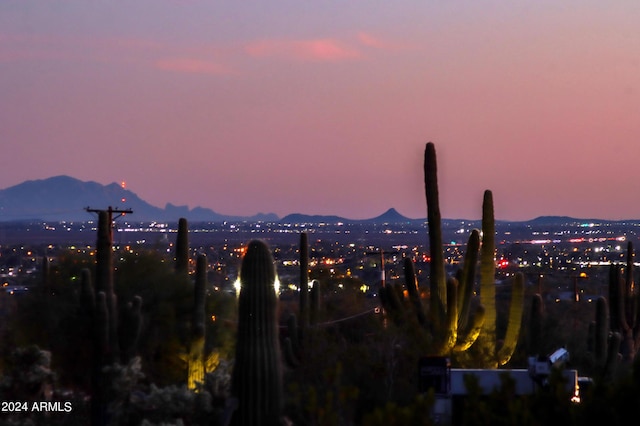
left=280, top=208, right=422, bottom=225
left=375, top=208, right=408, bottom=221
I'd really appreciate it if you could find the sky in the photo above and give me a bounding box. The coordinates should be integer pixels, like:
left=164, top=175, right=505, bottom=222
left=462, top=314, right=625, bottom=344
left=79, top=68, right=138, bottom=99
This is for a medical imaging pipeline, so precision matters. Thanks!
left=1, top=1, right=640, bottom=221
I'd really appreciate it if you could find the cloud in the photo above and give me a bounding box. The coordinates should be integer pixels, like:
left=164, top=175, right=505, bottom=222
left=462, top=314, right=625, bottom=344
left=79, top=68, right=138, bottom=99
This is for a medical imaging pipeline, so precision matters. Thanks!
left=0, top=30, right=401, bottom=71
left=155, top=57, right=231, bottom=75
left=245, top=38, right=361, bottom=62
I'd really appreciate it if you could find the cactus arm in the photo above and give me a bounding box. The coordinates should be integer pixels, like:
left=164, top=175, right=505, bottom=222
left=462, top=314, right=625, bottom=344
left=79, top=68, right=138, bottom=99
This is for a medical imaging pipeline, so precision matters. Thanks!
left=479, top=190, right=496, bottom=344
left=440, top=277, right=459, bottom=355
left=496, top=272, right=525, bottom=366
left=404, top=258, right=427, bottom=327
left=454, top=305, right=485, bottom=352
left=528, top=294, right=544, bottom=356
left=458, top=229, right=480, bottom=331
left=310, top=279, right=320, bottom=326
left=603, top=332, right=622, bottom=380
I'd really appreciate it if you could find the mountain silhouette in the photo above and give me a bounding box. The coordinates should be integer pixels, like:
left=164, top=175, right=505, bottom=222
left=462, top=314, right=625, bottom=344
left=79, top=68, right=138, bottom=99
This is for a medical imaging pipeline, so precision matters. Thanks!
left=0, top=176, right=430, bottom=224
left=0, top=176, right=277, bottom=222
left=280, top=207, right=423, bottom=224
left=0, top=176, right=615, bottom=225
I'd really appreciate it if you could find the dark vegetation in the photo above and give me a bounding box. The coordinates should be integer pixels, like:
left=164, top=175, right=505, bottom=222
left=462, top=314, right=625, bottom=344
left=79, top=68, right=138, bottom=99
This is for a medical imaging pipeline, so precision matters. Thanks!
left=2, top=143, right=640, bottom=425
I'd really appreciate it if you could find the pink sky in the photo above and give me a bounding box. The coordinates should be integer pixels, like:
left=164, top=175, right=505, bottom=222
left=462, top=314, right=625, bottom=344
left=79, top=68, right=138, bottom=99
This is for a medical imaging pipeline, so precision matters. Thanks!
left=1, top=1, right=640, bottom=221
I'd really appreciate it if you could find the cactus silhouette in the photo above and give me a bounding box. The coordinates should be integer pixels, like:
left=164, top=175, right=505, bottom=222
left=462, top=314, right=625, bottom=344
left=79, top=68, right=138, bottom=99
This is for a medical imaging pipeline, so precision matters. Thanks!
left=120, top=295, right=142, bottom=364
left=401, top=240, right=485, bottom=356
left=608, top=241, right=640, bottom=363
left=474, top=190, right=525, bottom=367
left=284, top=232, right=322, bottom=368
left=396, top=142, right=524, bottom=366
left=385, top=143, right=485, bottom=356
left=527, top=293, right=545, bottom=357
left=587, top=296, right=622, bottom=381
left=231, top=240, right=283, bottom=426
left=415, top=142, right=487, bottom=356
left=175, top=217, right=190, bottom=275
left=187, top=253, right=207, bottom=389
left=424, top=142, right=447, bottom=331
left=284, top=278, right=321, bottom=368
left=88, top=211, right=143, bottom=426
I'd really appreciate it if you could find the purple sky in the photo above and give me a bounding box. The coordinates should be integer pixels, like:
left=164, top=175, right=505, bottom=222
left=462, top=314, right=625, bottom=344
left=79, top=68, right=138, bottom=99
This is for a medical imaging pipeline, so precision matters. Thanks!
left=2, top=1, right=640, bottom=221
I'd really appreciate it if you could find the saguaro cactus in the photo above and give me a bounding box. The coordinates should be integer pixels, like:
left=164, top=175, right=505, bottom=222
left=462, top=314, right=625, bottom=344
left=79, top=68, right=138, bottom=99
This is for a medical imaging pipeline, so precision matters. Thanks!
left=527, top=293, right=545, bottom=357
left=89, top=285, right=142, bottom=426
left=424, top=142, right=447, bottom=331
left=284, top=229, right=321, bottom=368
left=384, top=143, right=484, bottom=356
left=284, top=279, right=321, bottom=367
left=188, top=253, right=207, bottom=389
left=416, top=142, right=486, bottom=356
left=88, top=211, right=143, bottom=426
left=608, top=241, right=640, bottom=363
left=594, top=296, right=610, bottom=365
left=587, top=296, right=622, bottom=380
left=420, top=143, right=523, bottom=366
left=175, top=217, right=189, bottom=276
left=231, top=240, right=283, bottom=426
left=120, top=296, right=143, bottom=364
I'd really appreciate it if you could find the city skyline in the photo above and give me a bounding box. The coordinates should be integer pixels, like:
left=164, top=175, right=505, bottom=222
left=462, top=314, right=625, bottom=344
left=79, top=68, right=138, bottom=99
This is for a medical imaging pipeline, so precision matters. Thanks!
left=2, top=2, right=640, bottom=221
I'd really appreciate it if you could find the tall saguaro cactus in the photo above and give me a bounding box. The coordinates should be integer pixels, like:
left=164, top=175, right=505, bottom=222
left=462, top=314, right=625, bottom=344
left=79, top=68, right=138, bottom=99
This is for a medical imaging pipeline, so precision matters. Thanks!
left=424, top=142, right=447, bottom=332
left=284, top=232, right=321, bottom=369
left=419, top=142, right=523, bottom=366
left=188, top=253, right=207, bottom=389
left=412, top=142, right=486, bottom=356
left=175, top=217, right=189, bottom=276
left=232, top=240, right=283, bottom=426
